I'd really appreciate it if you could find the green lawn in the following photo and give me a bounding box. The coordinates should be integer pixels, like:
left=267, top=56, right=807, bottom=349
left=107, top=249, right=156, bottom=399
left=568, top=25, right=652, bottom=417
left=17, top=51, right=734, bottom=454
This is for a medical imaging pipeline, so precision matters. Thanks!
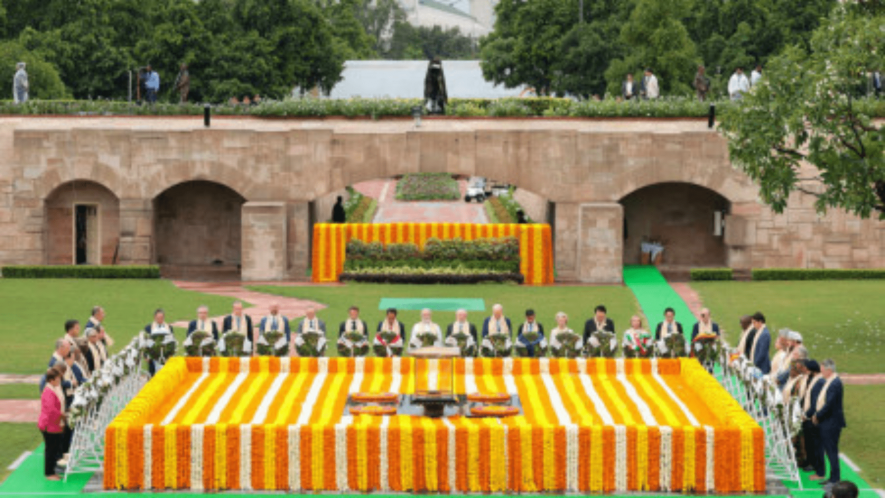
left=0, top=384, right=39, bottom=400
left=692, top=281, right=885, bottom=374
left=843, top=385, right=885, bottom=485
left=0, top=423, right=41, bottom=484
left=0, top=280, right=239, bottom=374
left=249, top=282, right=641, bottom=349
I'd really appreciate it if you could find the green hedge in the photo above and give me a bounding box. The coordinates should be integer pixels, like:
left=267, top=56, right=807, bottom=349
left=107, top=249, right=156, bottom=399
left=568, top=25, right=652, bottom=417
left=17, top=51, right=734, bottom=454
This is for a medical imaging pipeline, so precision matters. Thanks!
left=752, top=268, right=885, bottom=281
left=2, top=265, right=161, bottom=278
left=690, top=268, right=734, bottom=281
left=345, top=258, right=520, bottom=274
left=6, top=96, right=882, bottom=119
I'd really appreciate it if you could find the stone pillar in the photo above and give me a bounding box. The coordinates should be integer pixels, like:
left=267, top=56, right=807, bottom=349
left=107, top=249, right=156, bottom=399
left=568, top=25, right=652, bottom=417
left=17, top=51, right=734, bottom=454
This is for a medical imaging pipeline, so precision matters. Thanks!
left=287, top=201, right=310, bottom=280
left=241, top=202, right=288, bottom=281
left=554, top=202, right=579, bottom=282
left=577, top=203, right=624, bottom=284
left=117, top=199, right=153, bottom=265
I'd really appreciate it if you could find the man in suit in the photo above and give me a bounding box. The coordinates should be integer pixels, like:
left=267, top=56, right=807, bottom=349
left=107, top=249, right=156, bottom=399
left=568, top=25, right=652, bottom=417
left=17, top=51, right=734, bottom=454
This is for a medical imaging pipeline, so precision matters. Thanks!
left=516, top=309, right=545, bottom=357
left=259, top=303, right=291, bottom=343
left=691, top=308, right=720, bottom=341
left=801, top=360, right=825, bottom=476
left=339, top=306, right=369, bottom=340
left=297, top=306, right=327, bottom=334
left=737, top=312, right=771, bottom=374
left=811, top=359, right=846, bottom=485
left=584, top=305, right=615, bottom=343
left=222, top=301, right=253, bottom=343
left=85, top=306, right=114, bottom=349
left=655, top=307, right=684, bottom=341
left=187, top=305, right=219, bottom=341
left=622, top=73, right=637, bottom=101
left=445, top=309, right=476, bottom=343
left=482, top=304, right=512, bottom=338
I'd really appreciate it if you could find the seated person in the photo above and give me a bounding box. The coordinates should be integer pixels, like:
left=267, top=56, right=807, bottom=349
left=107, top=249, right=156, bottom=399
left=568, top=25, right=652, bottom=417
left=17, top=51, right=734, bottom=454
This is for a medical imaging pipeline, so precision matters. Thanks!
left=446, top=309, right=477, bottom=343
left=258, top=303, right=291, bottom=343
left=655, top=307, right=684, bottom=340
left=376, top=307, right=406, bottom=342
left=516, top=309, right=546, bottom=356
left=410, top=308, right=442, bottom=351
left=549, top=312, right=583, bottom=356
left=623, top=315, right=652, bottom=349
left=338, top=305, right=368, bottom=340
left=482, top=304, right=512, bottom=338
left=187, top=305, right=219, bottom=341
left=583, top=305, right=615, bottom=343
left=691, top=308, right=720, bottom=341
left=145, top=308, right=173, bottom=336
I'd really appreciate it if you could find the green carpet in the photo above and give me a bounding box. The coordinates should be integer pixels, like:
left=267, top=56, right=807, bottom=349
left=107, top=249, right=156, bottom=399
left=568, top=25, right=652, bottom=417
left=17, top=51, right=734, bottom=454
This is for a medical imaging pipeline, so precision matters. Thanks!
left=378, top=298, right=486, bottom=312
left=623, top=265, right=697, bottom=336
left=622, top=265, right=877, bottom=494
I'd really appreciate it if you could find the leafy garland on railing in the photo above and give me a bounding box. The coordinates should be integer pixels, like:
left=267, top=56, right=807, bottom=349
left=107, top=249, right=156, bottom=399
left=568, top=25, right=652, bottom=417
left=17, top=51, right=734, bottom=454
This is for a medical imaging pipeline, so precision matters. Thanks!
left=725, top=354, right=801, bottom=437
left=68, top=336, right=142, bottom=427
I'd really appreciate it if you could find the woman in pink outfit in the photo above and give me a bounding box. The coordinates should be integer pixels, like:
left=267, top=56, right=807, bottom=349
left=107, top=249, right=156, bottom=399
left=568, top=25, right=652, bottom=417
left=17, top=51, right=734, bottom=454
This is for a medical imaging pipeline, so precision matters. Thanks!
left=37, top=368, right=65, bottom=480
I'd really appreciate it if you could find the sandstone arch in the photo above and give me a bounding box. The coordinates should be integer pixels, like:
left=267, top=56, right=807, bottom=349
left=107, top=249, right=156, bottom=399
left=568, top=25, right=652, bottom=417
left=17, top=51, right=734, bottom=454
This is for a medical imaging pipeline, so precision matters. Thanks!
left=44, top=180, right=121, bottom=265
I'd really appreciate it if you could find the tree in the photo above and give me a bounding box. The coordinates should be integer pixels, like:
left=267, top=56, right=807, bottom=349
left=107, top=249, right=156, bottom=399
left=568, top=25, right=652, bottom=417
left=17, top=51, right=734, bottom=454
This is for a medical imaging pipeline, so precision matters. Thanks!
left=354, top=0, right=405, bottom=55
left=554, top=21, right=620, bottom=98
left=0, top=40, right=68, bottom=99
left=605, top=0, right=699, bottom=96
left=316, top=0, right=376, bottom=60
left=717, top=1, right=885, bottom=219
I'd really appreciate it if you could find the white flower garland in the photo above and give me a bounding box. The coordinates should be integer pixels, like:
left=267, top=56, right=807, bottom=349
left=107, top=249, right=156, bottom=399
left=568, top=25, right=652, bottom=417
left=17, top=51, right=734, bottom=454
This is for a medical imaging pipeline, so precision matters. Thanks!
left=240, top=425, right=252, bottom=490
left=463, top=358, right=478, bottom=394
left=296, top=371, right=328, bottom=426
left=280, top=356, right=290, bottom=374
left=336, top=423, right=348, bottom=491
left=653, top=369, right=700, bottom=427
left=566, top=424, right=579, bottom=491
left=202, top=356, right=210, bottom=372
left=502, top=358, right=518, bottom=394
left=318, top=357, right=329, bottom=374
left=705, top=426, right=715, bottom=491
left=615, top=425, right=627, bottom=492
left=379, top=417, right=390, bottom=491
left=191, top=425, right=204, bottom=490
left=539, top=357, right=550, bottom=375
left=578, top=372, right=615, bottom=425
left=249, top=373, right=287, bottom=424
left=143, top=424, right=152, bottom=490
left=206, top=372, right=248, bottom=424
left=616, top=373, right=658, bottom=426
left=240, top=356, right=250, bottom=373
left=389, top=357, right=403, bottom=393
left=442, top=418, right=456, bottom=492
left=616, top=358, right=625, bottom=376
left=650, top=357, right=659, bottom=375
left=503, top=357, right=513, bottom=377
left=660, top=426, right=672, bottom=491
left=576, top=357, right=587, bottom=374
left=289, top=425, right=301, bottom=491
left=161, top=372, right=209, bottom=425
left=427, top=359, right=438, bottom=390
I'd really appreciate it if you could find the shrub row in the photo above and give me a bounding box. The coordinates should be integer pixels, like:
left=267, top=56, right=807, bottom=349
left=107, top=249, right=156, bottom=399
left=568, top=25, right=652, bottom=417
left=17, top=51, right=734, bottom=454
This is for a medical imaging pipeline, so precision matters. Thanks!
left=8, top=96, right=883, bottom=119
left=394, top=173, right=460, bottom=201
left=752, top=268, right=885, bottom=281
left=690, top=268, right=734, bottom=281
left=1, top=265, right=161, bottom=278
left=340, top=272, right=523, bottom=285
left=344, top=258, right=520, bottom=274
left=345, top=237, right=520, bottom=263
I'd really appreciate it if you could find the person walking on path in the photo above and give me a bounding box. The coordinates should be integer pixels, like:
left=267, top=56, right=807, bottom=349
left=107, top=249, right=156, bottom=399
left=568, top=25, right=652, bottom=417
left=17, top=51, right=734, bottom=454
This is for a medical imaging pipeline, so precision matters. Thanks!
left=13, top=62, right=28, bottom=104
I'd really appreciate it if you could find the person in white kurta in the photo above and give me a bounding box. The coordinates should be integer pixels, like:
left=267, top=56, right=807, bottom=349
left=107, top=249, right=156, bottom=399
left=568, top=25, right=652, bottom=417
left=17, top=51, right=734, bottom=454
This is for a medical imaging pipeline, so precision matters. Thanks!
left=409, top=308, right=442, bottom=351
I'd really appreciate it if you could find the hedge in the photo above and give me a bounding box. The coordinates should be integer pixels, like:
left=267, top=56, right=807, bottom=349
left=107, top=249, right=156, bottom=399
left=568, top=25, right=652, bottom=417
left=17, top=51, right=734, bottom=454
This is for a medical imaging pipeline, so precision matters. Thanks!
left=1, top=265, right=161, bottom=278
left=340, top=272, right=523, bottom=285
left=345, top=237, right=520, bottom=265
left=345, top=258, right=520, bottom=274
left=752, top=268, right=885, bottom=281
left=690, top=268, right=734, bottom=281
left=6, top=96, right=882, bottom=119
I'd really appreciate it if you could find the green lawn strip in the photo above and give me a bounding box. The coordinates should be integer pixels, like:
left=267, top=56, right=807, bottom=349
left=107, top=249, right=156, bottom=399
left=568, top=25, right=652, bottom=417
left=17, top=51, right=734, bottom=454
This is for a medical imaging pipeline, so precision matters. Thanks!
left=0, top=384, right=39, bottom=400
left=0, top=279, right=239, bottom=374
left=0, top=423, right=43, bottom=485
left=691, top=281, right=885, bottom=374
left=842, top=385, right=885, bottom=486
left=249, top=282, right=640, bottom=351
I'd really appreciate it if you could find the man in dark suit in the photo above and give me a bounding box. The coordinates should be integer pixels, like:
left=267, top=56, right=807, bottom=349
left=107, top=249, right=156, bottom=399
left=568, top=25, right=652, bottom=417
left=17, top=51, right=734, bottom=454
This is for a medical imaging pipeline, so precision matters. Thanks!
left=654, top=307, right=684, bottom=341
left=517, top=309, right=545, bottom=356
left=584, top=305, right=615, bottom=343
left=222, top=301, right=254, bottom=343
left=482, top=304, right=512, bottom=338
left=747, top=312, right=772, bottom=374
left=187, top=305, right=219, bottom=341
left=259, top=303, right=291, bottom=343
left=691, top=308, right=720, bottom=341
left=297, top=307, right=327, bottom=335
left=811, top=359, right=846, bottom=485
left=339, top=305, right=369, bottom=339
left=446, top=309, right=477, bottom=343
left=801, top=360, right=825, bottom=476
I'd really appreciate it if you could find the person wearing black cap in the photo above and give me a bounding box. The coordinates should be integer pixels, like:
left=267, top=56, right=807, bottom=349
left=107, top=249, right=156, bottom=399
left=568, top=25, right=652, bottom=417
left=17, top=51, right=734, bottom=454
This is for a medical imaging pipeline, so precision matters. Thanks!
left=516, top=309, right=545, bottom=357
left=801, top=359, right=825, bottom=477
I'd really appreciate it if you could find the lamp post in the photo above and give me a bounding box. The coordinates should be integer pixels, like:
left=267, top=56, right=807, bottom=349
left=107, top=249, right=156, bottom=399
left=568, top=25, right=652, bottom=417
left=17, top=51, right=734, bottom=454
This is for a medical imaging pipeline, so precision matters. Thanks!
left=412, top=106, right=423, bottom=128
left=204, top=103, right=211, bottom=128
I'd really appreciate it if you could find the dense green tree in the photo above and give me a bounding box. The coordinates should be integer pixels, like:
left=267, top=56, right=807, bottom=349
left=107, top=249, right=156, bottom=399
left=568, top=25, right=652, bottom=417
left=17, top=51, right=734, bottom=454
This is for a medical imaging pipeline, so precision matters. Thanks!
left=354, top=0, right=405, bottom=55
left=0, top=40, right=68, bottom=98
left=717, top=1, right=885, bottom=218
left=604, top=0, right=699, bottom=96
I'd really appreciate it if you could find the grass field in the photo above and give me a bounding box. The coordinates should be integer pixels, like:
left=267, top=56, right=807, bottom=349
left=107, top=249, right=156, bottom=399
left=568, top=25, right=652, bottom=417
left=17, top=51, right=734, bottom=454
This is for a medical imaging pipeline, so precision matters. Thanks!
left=843, top=385, right=885, bottom=485
left=692, top=281, right=885, bottom=374
left=0, top=384, right=39, bottom=399
left=250, top=282, right=642, bottom=348
left=0, top=280, right=239, bottom=374
left=0, top=423, right=41, bottom=483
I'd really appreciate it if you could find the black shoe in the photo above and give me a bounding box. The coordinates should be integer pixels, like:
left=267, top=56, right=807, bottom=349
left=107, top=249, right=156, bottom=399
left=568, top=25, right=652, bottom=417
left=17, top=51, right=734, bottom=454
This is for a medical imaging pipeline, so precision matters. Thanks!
left=802, top=466, right=815, bottom=472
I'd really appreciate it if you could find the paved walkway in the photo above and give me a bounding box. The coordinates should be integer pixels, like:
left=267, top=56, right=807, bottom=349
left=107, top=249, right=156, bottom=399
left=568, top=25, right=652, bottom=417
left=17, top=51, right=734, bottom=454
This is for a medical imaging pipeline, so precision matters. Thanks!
left=355, top=178, right=488, bottom=223
left=0, top=400, right=39, bottom=422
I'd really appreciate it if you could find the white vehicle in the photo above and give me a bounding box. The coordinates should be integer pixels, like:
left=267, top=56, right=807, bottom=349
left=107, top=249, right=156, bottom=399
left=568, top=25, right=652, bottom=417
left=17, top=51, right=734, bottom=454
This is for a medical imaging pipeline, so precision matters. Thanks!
left=464, top=177, right=487, bottom=203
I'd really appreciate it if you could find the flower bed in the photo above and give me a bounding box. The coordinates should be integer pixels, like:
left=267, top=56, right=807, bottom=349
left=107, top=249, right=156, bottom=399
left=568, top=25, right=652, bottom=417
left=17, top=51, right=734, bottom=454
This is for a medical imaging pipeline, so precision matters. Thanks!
left=105, top=357, right=764, bottom=494
left=312, top=223, right=554, bottom=285
left=394, top=173, right=460, bottom=201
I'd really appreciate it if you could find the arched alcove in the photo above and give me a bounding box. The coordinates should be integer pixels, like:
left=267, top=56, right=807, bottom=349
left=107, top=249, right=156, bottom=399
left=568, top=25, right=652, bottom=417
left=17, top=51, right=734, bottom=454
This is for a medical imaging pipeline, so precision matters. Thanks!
left=620, top=182, right=731, bottom=267
left=44, top=180, right=120, bottom=265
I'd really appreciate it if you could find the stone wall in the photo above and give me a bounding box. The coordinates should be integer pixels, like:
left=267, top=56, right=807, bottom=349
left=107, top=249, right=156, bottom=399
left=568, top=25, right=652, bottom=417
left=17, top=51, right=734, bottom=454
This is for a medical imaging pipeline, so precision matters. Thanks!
left=44, top=181, right=120, bottom=265
left=512, top=188, right=548, bottom=224
left=0, top=117, right=882, bottom=283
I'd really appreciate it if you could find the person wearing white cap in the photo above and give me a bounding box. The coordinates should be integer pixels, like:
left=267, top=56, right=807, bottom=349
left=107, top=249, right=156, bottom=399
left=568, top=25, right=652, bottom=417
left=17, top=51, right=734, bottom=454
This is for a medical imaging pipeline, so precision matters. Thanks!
left=13, top=62, right=28, bottom=104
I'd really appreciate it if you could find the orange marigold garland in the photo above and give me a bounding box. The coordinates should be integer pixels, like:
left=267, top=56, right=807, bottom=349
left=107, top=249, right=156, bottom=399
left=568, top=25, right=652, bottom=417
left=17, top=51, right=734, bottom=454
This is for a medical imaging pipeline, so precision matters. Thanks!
left=350, top=405, right=397, bottom=416
left=351, top=392, right=399, bottom=403
left=466, top=392, right=510, bottom=404
left=470, top=405, right=519, bottom=417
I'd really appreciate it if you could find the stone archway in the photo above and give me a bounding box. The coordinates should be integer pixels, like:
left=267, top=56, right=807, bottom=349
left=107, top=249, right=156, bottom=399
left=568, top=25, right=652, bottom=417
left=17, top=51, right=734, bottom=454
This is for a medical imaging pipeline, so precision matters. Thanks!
left=153, top=181, right=246, bottom=277
left=620, top=182, right=731, bottom=268
left=44, top=180, right=120, bottom=265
